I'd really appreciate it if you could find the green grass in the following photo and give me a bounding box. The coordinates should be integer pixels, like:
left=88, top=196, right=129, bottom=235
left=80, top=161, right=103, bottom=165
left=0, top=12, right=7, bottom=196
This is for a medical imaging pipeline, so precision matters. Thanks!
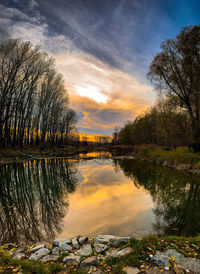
left=0, top=252, right=71, bottom=273
left=133, top=145, right=200, bottom=166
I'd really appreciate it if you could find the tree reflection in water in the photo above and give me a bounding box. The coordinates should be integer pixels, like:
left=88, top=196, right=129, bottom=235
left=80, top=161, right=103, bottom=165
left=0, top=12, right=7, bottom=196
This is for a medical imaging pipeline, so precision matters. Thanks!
left=0, top=159, right=78, bottom=244
left=115, top=159, right=200, bottom=236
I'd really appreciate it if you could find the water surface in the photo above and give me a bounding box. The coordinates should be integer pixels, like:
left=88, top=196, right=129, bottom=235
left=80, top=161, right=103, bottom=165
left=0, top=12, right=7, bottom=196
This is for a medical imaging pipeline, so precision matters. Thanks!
left=0, top=157, right=199, bottom=244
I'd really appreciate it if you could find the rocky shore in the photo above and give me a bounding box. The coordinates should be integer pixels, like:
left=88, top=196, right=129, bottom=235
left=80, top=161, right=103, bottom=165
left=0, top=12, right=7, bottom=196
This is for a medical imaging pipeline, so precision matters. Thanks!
left=0, top=235, right=200, bottom=273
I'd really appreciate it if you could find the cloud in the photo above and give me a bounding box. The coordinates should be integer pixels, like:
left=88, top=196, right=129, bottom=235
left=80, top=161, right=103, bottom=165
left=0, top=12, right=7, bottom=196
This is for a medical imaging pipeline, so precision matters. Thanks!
left=54, top=51, right=154, bottom=134
left=1, top=0, right=156, bottom=135
left=28, top=0, right=39, bottom=10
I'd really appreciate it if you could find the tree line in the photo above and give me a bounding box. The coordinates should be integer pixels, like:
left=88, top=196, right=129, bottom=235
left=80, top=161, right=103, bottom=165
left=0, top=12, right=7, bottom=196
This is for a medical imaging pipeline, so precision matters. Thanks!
left=117, top=95, right=191, bottom=148
left=0, top=39, right=77, bottom=150
left=115, top=26, right=200, bottom=152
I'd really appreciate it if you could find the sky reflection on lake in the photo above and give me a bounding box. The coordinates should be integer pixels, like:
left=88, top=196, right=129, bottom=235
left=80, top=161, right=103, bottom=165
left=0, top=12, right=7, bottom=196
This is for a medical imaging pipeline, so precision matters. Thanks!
left=1, top=157, right=199, bottom=244
left=57, top=159, right=154, bottom=238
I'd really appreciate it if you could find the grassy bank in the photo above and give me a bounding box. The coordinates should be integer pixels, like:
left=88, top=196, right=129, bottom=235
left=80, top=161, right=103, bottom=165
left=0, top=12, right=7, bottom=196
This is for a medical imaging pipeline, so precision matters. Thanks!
left=134, top=145, right=200, bottom=165
left=109, top=145, right=200, bottom=174
left=0, top=235, right=199, bottom=273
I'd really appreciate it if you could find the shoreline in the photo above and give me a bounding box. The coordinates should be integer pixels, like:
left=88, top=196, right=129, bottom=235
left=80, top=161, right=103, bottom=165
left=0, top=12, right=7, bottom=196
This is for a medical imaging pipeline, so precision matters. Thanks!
left=1, top=145, right=200, bottom=176
left=0, top=234, right=200, bottom=273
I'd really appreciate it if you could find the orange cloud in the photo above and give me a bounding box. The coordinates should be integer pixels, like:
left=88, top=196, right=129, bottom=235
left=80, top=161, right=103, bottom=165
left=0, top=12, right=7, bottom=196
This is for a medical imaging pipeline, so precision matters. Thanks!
left=54, top=51, right=155, bottom=135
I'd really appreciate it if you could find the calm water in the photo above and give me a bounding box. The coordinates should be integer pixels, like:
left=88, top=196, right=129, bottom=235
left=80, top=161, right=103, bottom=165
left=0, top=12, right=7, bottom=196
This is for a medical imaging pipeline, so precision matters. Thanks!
left=0, top=156, right=200, bottom=244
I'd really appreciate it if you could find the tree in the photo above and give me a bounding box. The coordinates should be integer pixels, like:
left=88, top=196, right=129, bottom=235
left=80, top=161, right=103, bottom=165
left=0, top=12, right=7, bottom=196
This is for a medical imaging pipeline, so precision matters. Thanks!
left=118, top=95, right=191, bottom=148
left=112, top=126, right=120, bottom=144
left=0, top=39, right=77, bottom=149
left=147, top=26, right=200, bottom=151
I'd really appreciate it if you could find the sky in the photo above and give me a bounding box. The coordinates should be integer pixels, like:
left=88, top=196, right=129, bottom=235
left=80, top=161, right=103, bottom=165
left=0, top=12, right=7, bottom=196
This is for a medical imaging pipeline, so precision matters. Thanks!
left=1, top=0, right=200, bottom=135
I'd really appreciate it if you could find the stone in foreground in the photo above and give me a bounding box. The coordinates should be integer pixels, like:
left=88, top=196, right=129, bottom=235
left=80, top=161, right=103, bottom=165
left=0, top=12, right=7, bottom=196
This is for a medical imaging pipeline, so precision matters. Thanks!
left=78, top=236, right=88, bottom=245
left=145, top=267, right=174, bottom=274
left=94, top=235, right=115, bottom=245
left=40, top=255, right=59, bottom=262
left=13, top=253, right=26, bottom=260
left=58, top=243, right=72, bottom=252
left=71, top=238, right=79, bottom=249
left=125, top=267, right=140, bottom=274
left=94, top=235, right=130, bottom=247
left=29, top=248, right=50, bottom=261
left=52, top=247, right=60, bottom=255
left=107, top=247, right=133, bottom=258
left=53, top=238, right=71, bottom=246
left=108, top=236, right=130, bottom=247
left=63, top=254, right=80, bottom=264
left=76, top=244, right=93, bottom=256
left=94, top=243, right=109, bottom=253
left=30, top=244, right=45, bottom=253
left=91, top=268, right=105, bottom=274
left=153, top=249, right=200, bottom=273
left=80, top=256, right=97, bottom=268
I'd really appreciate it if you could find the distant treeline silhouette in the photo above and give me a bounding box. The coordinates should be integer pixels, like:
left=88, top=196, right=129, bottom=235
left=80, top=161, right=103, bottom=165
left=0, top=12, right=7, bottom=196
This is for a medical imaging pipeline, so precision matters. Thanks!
left=0, top=39, right=77, bottom=149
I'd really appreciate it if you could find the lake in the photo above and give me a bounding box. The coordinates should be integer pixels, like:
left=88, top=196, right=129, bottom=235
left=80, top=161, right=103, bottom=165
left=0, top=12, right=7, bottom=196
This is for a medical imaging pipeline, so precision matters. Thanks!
left=0, top=155, right=200, bottom=244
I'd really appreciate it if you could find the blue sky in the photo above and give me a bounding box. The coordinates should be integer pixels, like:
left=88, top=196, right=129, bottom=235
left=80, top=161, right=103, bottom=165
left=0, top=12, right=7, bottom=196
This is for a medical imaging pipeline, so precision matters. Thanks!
left=1, top=0, right=200, bottom=135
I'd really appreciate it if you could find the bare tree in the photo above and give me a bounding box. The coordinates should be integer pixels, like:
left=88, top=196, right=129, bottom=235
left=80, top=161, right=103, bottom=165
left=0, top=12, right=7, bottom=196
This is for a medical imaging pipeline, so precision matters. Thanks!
left=0, top=39, right=77, bottom=149
left=147, top=26, right=200, bottom=151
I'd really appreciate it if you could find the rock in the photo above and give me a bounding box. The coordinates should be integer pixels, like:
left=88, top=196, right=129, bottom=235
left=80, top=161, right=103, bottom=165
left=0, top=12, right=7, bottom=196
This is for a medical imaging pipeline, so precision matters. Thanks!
left=63, top=254, right=80, bottom=264
left=153, top=249, right=200, bottom=273
left=40, top=255, right=59, bottom=262
left=165, top=249, right=185, bottom=261
left=153, top=253, right=171, bottom=267
left=145, top=267, right=174, bottom=274
left=78, top=236, right=88, bottom=245
left=80, top=256, right=97, bottom=268
left=58, top=243, right=72, bottom=252
left=182, top=257, right=200, bottom=273
left=13, top=253, right=26, bottom=260
left=30, top=244, right=45, bottom=253
left=125, top=267, right=140, bottom=274
left=91, top=268, right=105, bottom=274
left=52, top=247, right=60, bottom=255
left=94, top=235, right=130, bottom=247
left=107, top=247, right=133, bottom=258
left=53, top=238, right=71, bottom=246
left=12, top=247, right=27, bottom=256
left=108, top=236, right=130, bottom=247
left=29, top=248, right=50, bottom=261
left=94, top=243, right=109, bottom=253
left=94, top=235, right=115, bottom=245
left=71, top=238, right=79, bottom=249
left=76, top=244, right=93, bottom=256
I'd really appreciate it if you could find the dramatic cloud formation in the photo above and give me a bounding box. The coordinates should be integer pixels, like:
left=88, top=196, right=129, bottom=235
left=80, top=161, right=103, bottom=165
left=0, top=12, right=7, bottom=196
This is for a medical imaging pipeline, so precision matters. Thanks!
left=1, top=0, right=200, bottom=135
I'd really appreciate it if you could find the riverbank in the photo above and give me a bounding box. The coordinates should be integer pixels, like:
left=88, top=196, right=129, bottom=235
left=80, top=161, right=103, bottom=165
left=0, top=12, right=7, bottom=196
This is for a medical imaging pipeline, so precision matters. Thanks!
left=125, top=145, right=200, bottom=176
left=0, top=234, right=199, bottom=273
left=1, top=145, right=200, bottom=176
left=0, top=145, right=112, bottom=164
